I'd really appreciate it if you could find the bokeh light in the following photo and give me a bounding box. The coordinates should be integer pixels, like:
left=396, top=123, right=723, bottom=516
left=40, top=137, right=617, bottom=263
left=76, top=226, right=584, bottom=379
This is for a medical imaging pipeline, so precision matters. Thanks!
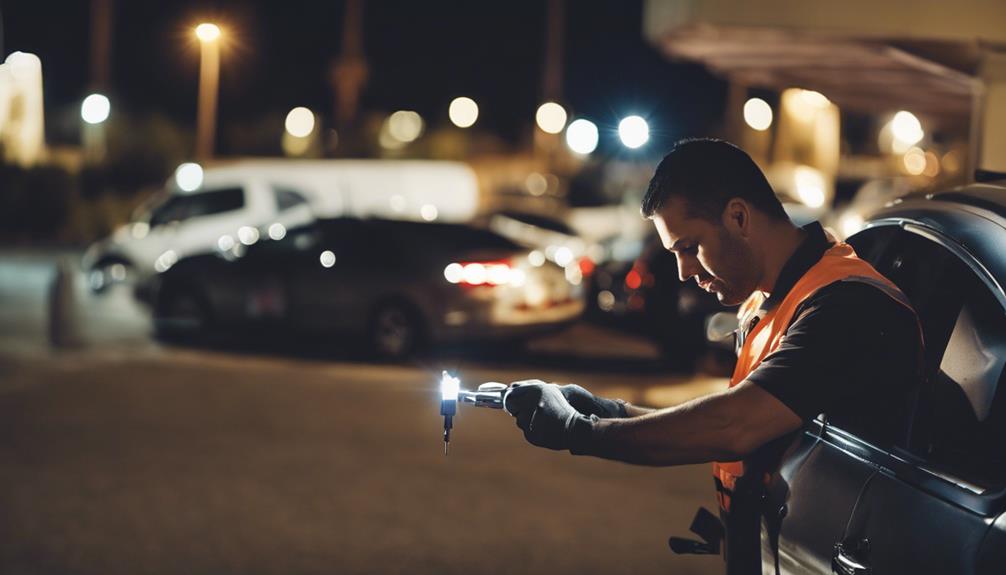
left=535, top=102, right=568, bottom=134
left=449, top=97, right=479, bottom=128
left=618, top=115, right=649, bottom=149
left=565, top=119, right=599, bottom=155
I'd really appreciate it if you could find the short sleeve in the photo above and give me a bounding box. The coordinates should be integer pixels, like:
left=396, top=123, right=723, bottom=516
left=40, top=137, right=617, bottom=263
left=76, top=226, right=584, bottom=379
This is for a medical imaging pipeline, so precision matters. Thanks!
left=745, top=281, right=922, bottom=423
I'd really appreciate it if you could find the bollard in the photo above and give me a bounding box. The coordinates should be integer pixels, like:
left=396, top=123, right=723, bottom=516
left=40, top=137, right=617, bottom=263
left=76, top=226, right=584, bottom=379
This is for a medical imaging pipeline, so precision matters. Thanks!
left=48, top=258, right=84, bottom=349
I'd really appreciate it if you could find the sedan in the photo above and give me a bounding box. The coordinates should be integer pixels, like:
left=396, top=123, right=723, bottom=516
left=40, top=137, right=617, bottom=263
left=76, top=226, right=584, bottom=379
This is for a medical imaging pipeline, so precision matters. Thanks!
left=753, top=180, right=1006, bottom=574
left=147, top=218, right=585, bottom=358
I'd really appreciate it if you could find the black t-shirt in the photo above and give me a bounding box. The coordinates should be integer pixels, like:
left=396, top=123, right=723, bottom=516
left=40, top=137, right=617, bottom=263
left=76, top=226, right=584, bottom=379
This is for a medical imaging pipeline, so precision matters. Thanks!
left=744, top=222, right=923, bottom=446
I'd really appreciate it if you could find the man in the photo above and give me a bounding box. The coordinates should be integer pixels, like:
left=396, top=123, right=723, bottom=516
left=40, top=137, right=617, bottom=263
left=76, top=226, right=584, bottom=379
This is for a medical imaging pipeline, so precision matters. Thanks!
left=503, top=139, right=923, bottom=572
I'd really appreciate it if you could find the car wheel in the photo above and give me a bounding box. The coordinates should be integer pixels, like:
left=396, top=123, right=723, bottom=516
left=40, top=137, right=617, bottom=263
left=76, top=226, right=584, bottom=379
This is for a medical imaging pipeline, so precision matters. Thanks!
left=154, top=287, right=211, bottom=340
left=368, top=302, right=424, bottom=360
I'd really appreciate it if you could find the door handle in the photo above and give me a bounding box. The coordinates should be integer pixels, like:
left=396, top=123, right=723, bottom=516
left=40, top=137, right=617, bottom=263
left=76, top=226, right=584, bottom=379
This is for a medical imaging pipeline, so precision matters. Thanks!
left=832, top=541, right=871, bottom=575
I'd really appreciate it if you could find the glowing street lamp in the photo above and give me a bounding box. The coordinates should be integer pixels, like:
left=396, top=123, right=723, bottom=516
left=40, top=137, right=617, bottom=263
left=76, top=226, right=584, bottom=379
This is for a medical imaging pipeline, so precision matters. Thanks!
left=535, top=101, right=567, bottom=134
left=743, top=98, right=773, bottom=131
left=449, top=97, right=479, bottom=128
left=618, top=115, right=649, bottom=149
left=565, top=118, right=598, bottom=155
left=81, top=93, right=110, bottom=125
left=195, top=22, right=222, bottom=161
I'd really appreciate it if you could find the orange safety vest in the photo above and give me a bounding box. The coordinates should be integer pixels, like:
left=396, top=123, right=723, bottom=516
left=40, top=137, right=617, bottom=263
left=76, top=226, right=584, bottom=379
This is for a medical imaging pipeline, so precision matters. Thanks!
left=712, top=242, right=917, bottom=512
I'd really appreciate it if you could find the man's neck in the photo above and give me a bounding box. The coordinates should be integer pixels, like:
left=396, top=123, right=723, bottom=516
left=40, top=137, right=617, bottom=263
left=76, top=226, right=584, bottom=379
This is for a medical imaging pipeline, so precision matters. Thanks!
left=756, top=221, right=806, bottom=296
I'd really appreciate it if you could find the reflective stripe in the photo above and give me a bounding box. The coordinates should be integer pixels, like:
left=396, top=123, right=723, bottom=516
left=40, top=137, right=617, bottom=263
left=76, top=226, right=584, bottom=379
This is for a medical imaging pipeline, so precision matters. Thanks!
left=712, top=242, right=919, bottom=512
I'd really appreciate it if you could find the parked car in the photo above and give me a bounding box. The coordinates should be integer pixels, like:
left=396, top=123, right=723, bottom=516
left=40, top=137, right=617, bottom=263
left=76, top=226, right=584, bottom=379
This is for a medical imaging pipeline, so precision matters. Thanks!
left=82, top=160, right=480, bottom=292
left=756, top=180, right=1006, bottom=574
left=588, top=233, right=723, bottom=370
left=147, top=217, right=585, bottom=358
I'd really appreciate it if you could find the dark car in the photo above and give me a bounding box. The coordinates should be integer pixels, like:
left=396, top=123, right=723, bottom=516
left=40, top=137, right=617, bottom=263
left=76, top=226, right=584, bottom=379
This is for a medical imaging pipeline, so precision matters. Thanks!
left=756, top=182, right=1006, bottom=574
left=148, top=218, right=585, bottom=358
left=589, top=234, right=725, bottom=370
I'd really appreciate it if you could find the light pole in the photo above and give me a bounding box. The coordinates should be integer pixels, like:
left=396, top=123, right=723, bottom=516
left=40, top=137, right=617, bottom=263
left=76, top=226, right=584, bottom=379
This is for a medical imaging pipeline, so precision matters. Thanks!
left=195, top=22, right=221, bottom=161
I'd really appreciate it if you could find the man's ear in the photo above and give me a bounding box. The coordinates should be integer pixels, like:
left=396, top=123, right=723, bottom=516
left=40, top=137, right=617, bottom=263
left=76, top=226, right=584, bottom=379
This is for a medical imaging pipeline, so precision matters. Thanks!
left=722, top=198, right=751, bottom=237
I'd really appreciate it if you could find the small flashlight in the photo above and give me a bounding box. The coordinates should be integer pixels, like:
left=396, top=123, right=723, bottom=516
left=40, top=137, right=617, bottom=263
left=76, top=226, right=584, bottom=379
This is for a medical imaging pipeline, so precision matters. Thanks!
left=440, top=372, right=460, bottom=455
left=439, top=372, right=508, bottom=455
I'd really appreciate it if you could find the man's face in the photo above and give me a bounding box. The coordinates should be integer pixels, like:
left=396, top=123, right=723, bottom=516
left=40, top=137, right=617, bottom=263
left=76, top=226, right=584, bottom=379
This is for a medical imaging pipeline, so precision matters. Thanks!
left=651, top=196, right=758, bottom=306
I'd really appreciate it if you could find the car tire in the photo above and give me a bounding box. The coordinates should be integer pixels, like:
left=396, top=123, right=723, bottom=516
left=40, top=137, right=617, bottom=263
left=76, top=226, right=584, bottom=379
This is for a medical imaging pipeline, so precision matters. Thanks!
left=368, top=301, right=425, bottom=360
left=154, top=286, right=212, bottom=341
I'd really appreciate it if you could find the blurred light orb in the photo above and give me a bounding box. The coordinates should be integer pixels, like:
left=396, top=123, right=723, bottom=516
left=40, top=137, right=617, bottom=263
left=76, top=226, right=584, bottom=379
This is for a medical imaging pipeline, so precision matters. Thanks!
left=525, top=173, right=548, bottom=196
left=443, top=263, right=464, bottom=284
left=839, top=213, right=865, bottom=239
left=565, top=119, right=599, bottom=155
left=174, top=162, right=204, bottom=192
left=903, top=147, right=927, bottom=175
left=597, top=290, right=616, bottom=312
left=554, top=246, right=574, bottom=267
left=420, top=204, right=439, bottom=221
left=217, top=234, right=236, bottom=251
left=237, top=226, right=260, bottom=246
left=942, top=150, right=962, bottom=174
left=487, top=264, right=510, bottom=286
left=388, top=110, right=424, bottom=143
left=320, top=250, right=336, bottom=268
left=449, top=97, right=479, bottom=128
left=528, top=250, right=546, bottom=267
left=268, top=223, right=287, bottom=241
left=618, top=115, right=649, bottom=149
left=195, top=23, right=221, bottom=43
left=891, top=111, right=923, bottom=150
left=535, top=102, right=568, bottom=134
left=81, top=93, right=111, bottom=125
left=743, top=98, right=773, bottom=131
left=463, top=263, right=487, bottom=285
left=794, top=166, right=826, bottom=208
left=285, top=107, right=315, bottom=138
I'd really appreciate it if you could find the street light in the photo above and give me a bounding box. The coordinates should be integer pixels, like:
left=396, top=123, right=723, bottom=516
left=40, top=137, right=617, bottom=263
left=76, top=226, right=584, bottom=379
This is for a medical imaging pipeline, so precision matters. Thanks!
left=81, top=93, right=110, bottom=124
left=81, top=92, right=110, bottom=163
left=535, top=102, right=567, bottom=134
left=449, top=97, right=478, bottom=128
left=195, top=22, right=222, bottom=161
left=618, top=115, right=649, bottom=149
left=565, top=118, right=598, bottom=155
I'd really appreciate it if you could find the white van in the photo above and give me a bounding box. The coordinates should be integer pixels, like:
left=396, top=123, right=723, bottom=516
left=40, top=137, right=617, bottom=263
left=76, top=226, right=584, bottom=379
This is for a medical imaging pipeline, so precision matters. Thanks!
left=82, top=159, right=481, bottom=292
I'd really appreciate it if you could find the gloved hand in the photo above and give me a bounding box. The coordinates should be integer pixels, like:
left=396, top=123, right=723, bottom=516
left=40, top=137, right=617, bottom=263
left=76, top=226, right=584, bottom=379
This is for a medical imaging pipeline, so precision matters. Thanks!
left=507, top=380, right=627, bottom=419
left=504, top=381, right=596, bottom=452
left=559, top=383, right=628, bottom=418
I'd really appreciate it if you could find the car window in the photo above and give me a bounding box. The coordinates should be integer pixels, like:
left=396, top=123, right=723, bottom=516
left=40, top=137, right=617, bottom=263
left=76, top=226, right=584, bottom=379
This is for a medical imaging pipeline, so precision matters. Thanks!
left=185, top=188, right=245, bottom=219
left=926, top=277, right=1006, bottom=488
left=148, top=196, right=190, bottom=227
left=273, top=187, right=310, bottom=212
left=850, top=225, right=1006, bottom=487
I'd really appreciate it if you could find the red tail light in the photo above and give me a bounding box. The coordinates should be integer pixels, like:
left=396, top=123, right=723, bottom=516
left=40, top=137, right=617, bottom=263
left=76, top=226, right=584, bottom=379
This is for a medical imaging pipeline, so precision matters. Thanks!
left=444, top=259, right=522, bottom=287
left=578, top=256, right=595, bottom=277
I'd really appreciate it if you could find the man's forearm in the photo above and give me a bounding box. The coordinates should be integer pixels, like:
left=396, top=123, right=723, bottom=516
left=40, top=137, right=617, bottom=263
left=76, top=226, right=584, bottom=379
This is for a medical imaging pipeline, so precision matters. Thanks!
left=576, top=382, right=803, bottom=466
left=622, top=402, right=656, bottom=417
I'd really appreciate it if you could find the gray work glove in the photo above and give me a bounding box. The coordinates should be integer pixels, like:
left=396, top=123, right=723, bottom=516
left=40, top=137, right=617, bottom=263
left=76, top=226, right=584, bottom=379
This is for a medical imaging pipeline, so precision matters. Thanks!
left=559, top=383, right=628, bottom=419
left=507, top=380, right=627, bottom=419
left=504, top=382, right=596, bottom=453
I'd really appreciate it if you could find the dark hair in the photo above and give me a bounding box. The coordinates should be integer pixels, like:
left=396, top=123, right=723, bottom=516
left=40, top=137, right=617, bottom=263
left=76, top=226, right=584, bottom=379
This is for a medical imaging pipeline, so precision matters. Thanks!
left=640, top=138, right=788, bottom=222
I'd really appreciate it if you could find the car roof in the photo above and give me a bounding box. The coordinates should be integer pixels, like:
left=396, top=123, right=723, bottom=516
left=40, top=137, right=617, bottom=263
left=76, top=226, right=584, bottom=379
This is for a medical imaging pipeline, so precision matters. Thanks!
left=868, top=182, right=1006, bottom=302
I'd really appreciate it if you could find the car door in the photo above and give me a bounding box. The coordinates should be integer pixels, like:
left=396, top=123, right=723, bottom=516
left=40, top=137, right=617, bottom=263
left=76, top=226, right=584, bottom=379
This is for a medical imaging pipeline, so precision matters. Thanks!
left=759, top=225, right=905, bottom=575
left=171, top=187, right=249, bottom=257
left=834, top=226, right=1006, bottom=574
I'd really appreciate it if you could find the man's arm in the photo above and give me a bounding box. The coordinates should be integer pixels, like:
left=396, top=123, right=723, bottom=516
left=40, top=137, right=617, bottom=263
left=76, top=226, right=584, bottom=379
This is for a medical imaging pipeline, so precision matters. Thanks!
left=583, top=380, right=802, bottom=466
left=623, top=403, right=656, bottom=417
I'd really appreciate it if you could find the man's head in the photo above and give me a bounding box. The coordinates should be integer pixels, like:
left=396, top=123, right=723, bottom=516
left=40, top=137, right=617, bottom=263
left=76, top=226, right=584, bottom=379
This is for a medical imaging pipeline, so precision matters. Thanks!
left=641, top=139, right=789, bottom=305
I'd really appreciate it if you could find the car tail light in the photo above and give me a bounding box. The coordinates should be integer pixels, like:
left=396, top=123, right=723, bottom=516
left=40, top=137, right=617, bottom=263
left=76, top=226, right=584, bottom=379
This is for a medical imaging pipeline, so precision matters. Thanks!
left=444, top=260, right=523, bottom=287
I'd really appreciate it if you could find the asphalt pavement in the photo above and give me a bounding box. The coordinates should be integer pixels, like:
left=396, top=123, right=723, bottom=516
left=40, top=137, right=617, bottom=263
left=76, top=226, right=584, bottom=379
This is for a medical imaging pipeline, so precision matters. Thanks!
left=0, top=250, right=724, bottom=575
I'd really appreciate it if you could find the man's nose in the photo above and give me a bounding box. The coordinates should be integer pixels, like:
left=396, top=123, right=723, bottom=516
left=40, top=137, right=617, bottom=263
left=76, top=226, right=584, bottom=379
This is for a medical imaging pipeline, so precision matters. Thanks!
left=675, top=254, right=696, bottom=283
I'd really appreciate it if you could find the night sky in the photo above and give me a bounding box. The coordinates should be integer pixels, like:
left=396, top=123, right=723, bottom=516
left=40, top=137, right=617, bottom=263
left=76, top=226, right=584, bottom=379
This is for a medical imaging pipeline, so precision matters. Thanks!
left=3, top=1, right=725, bottom=156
